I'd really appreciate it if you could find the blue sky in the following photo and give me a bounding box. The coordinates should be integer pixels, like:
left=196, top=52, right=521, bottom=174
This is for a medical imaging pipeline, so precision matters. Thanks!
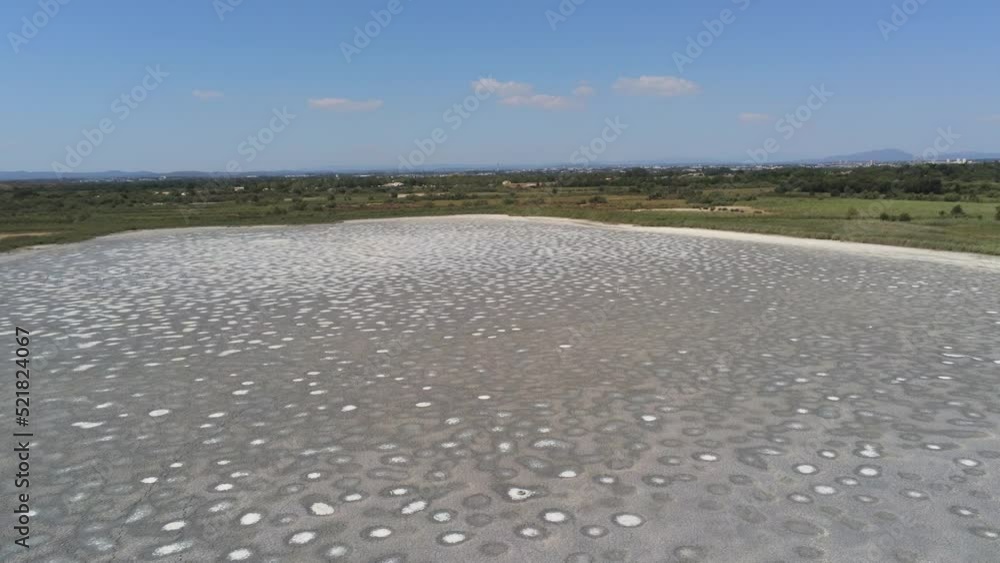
left=2, top=0, right=998, bottom=172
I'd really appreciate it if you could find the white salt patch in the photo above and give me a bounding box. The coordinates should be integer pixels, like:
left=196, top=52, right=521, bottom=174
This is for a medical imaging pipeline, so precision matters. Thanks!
left=310, top=503, right=335, bottom=516
left=228, top=548, right=252, bottom=561
left=519, top=526, right=542, bottom=537
left=506, top=487, right=537, bottom=501
left=152, top=541, right=192, bottom=556
left=327, top=545, right=350, bottom=557
left=613, top=513, right=644, bottom=527
left=72, top=422, right=104, bottom=429
left=289, top=531, right=316, bottom=545
left=240, top=513, right=261, bottom=525
left=440, top=532, right=467, bottom=544
left=857, top=444, right=881, bottom=458
left=543, top=510, right=569, bottom=523
left=125, top=506, right=151, bottom=523
left=401, top=500, right=428, bottom=515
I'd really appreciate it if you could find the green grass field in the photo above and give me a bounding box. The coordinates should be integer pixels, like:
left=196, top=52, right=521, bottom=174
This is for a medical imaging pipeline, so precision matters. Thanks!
left=3, top=193, right=999, bottom=255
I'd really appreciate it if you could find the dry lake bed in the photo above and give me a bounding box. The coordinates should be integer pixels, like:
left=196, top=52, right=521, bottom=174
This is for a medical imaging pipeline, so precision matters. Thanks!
left=2, top=216, right=999, bottom=562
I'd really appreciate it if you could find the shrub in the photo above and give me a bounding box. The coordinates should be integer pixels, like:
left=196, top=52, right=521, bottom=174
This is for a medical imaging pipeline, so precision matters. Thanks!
left=898, top=213, right=912, bottom=222
left=846, top=207, right=860, bottom=220
left=995, top=206, right=1000, bottom=221
left=950, top=204, right=966, bottom=217
left=588, top=195, right=609, bottom=204
left=879, top=212, right=891, bottom=221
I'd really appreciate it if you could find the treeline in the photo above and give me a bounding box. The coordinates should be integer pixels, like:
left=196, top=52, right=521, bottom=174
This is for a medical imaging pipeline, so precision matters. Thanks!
left=2, top=163, right=999, bottom=220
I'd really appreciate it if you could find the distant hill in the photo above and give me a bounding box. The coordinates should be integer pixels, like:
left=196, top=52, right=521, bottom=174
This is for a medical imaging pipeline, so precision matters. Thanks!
left=815, top=149, right=1000, bottom=164
left=0, top=170, right=161, bottom=181
left=0, top=170, right=289, bottom=181
left=819, top=149, right=915, bottom=163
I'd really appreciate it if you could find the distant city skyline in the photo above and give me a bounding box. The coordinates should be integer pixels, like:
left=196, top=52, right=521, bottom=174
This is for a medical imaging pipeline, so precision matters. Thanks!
left=3, top=0, right=998, bottom=173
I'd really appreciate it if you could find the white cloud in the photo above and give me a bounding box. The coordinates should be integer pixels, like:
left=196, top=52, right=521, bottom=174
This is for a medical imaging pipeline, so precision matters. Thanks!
left=499, top=94, right=577, bottom=110
left=192, top=89, right=224, bottom=100
left=472, top=77, right=583, bottom=111
left=613, top=75, right=700, bottom=97
left=573, top=82, right=596, bottom=97
left=471, top=77, right=534, bottom=98
left=739, top=112, right=772, bottom=124
left=308, top=98, right=384, bottom=112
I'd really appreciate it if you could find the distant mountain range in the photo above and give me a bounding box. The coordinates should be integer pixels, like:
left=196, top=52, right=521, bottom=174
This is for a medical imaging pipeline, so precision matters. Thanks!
left=816, top=149, right=916, bottom=163
left=0, top=170, right=298, bottom=181
left=814, top=149, right=1000, bottom=163
left=3, top=150, right=1000, bottom=181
